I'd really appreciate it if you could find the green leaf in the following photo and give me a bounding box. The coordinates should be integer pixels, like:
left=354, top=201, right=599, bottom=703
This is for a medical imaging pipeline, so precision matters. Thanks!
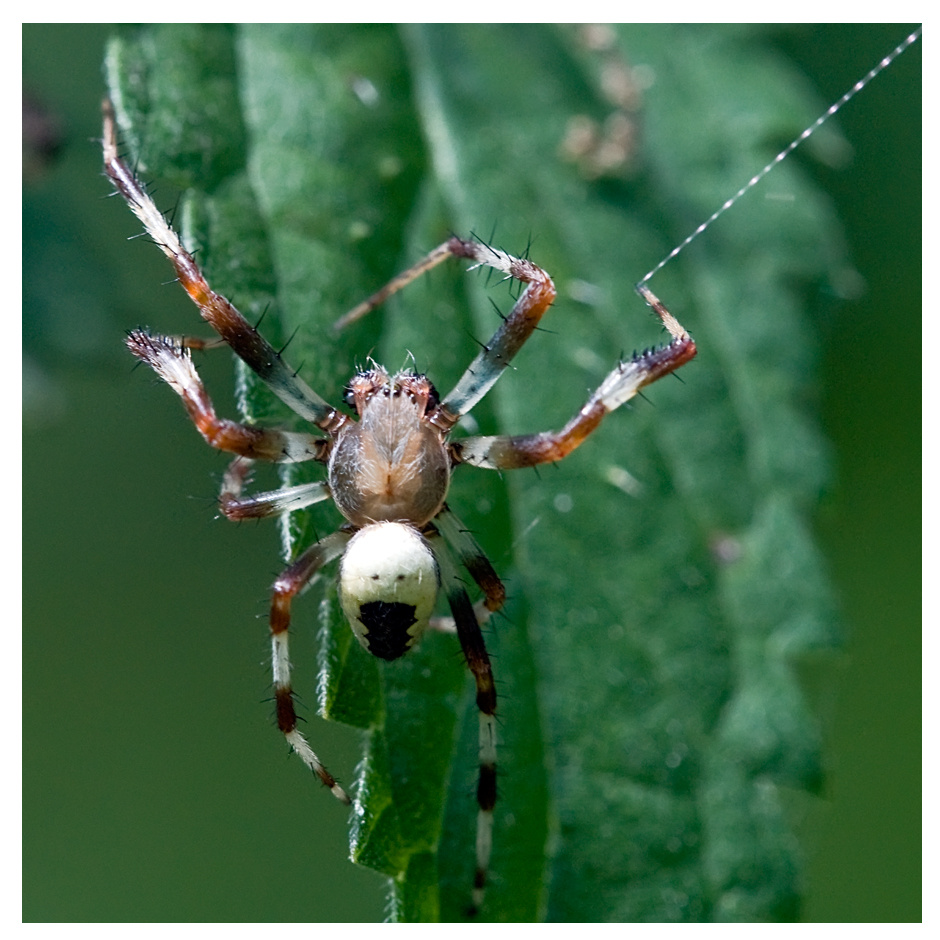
left=105, top=23, right=846, bottom=921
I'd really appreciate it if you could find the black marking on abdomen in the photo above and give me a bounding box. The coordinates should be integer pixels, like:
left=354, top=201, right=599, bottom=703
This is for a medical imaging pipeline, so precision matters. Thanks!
left=358, top=601, right=417, bottom=661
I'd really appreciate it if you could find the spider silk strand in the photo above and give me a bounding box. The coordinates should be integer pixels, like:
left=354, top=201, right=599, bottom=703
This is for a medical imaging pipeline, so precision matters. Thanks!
left=640, top=27, right=921, bottom=285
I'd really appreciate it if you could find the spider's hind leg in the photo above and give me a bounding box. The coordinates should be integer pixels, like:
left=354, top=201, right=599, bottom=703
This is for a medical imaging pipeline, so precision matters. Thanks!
left=434, top=505, right=506, bottom=616
left=429, top=531, right=503, bottom=917
left=268, top=529, right=353, bottom=803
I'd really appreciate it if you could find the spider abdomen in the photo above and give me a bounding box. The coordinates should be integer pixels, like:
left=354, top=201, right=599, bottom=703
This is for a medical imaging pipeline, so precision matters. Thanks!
left=338, top=522, right=440, bottom=659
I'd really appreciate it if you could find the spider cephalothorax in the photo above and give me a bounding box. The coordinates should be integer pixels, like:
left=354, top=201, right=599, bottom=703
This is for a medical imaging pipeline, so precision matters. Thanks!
left=103, top=97, right=695, bottom=916
left=331, top=367, right=451, bottom=528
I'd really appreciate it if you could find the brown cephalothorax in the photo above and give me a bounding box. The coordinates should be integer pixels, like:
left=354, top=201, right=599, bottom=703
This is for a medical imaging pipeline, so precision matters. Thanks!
left=329, top=368, right=451, bottom=528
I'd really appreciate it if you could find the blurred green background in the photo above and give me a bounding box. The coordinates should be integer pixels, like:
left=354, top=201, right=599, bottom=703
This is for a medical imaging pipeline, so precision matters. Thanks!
left=23, top=24, right=919, bottom=922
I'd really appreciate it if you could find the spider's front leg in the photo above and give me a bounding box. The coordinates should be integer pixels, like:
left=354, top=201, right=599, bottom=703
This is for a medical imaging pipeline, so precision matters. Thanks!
left=103, top=98, right=346, bottom=434
left=439, top=238, right=557, bottom=418
left=334, top=235, right=557, bottom=422
left=450, top=284, right=696, bottom=470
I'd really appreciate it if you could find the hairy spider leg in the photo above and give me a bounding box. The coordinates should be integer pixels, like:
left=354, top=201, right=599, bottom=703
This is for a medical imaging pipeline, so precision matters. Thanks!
left=439, top=239, right=557, bottom=418
left=125, top=331, right=329, bottom=465
left=428, top=536, right=501, bottom=917
left=333, top=236, right=557, bottom=422
left=103, top=98, right=347, bottom=435
left=432, top=505, right=507, bottom=913
left=219, top=458, right=332, bottom=521
left=173, top=336, right=231, bottom=352
left=270, top=529, right=353, bottom=803
left=451, top=283, right=696, bottom=470
left=333, top=240, right=457, bottom=331
left=434, top=505, right=506, bottom=615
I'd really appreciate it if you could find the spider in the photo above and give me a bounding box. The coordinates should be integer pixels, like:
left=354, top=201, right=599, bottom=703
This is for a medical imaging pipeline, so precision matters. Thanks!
left=102, top=97, right=696, bottom=916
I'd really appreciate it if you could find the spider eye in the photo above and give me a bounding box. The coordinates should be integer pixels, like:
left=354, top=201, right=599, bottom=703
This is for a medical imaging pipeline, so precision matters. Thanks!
left=423, top=380, right=440, bottom=414
left=343, top=384, right=358, bottom=413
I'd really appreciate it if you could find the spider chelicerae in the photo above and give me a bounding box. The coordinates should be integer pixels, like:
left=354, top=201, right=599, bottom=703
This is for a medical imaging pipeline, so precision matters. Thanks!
left=102, top=98, right=696, bottom=915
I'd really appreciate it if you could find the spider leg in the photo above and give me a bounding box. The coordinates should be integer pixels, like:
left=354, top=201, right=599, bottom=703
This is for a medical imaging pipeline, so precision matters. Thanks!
left=439, top=239, right=556, bottom=419
left=434, top=505, right=506, bottom=615
left=270, top=529, right=353, bottom=803
left=430, top=537, right=498, bottom=917
left=427, top=601, right=490, bottom=636
left=218, top=458, right=332, bottom=520
left=333, top=240, right=456, bottom=330
left=451, top=284, right=696, bottom=469
left=127, top=331, right=330, bottom=464
left=103, top=99, right=347, bottom=434
left=152, top=335, right=230, bottom=351
left=333, top=236, right=556, bottom=422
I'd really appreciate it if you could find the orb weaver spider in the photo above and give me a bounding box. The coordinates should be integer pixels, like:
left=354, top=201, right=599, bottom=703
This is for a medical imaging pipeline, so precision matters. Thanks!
left=102, top=97, right=695, bottom=916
